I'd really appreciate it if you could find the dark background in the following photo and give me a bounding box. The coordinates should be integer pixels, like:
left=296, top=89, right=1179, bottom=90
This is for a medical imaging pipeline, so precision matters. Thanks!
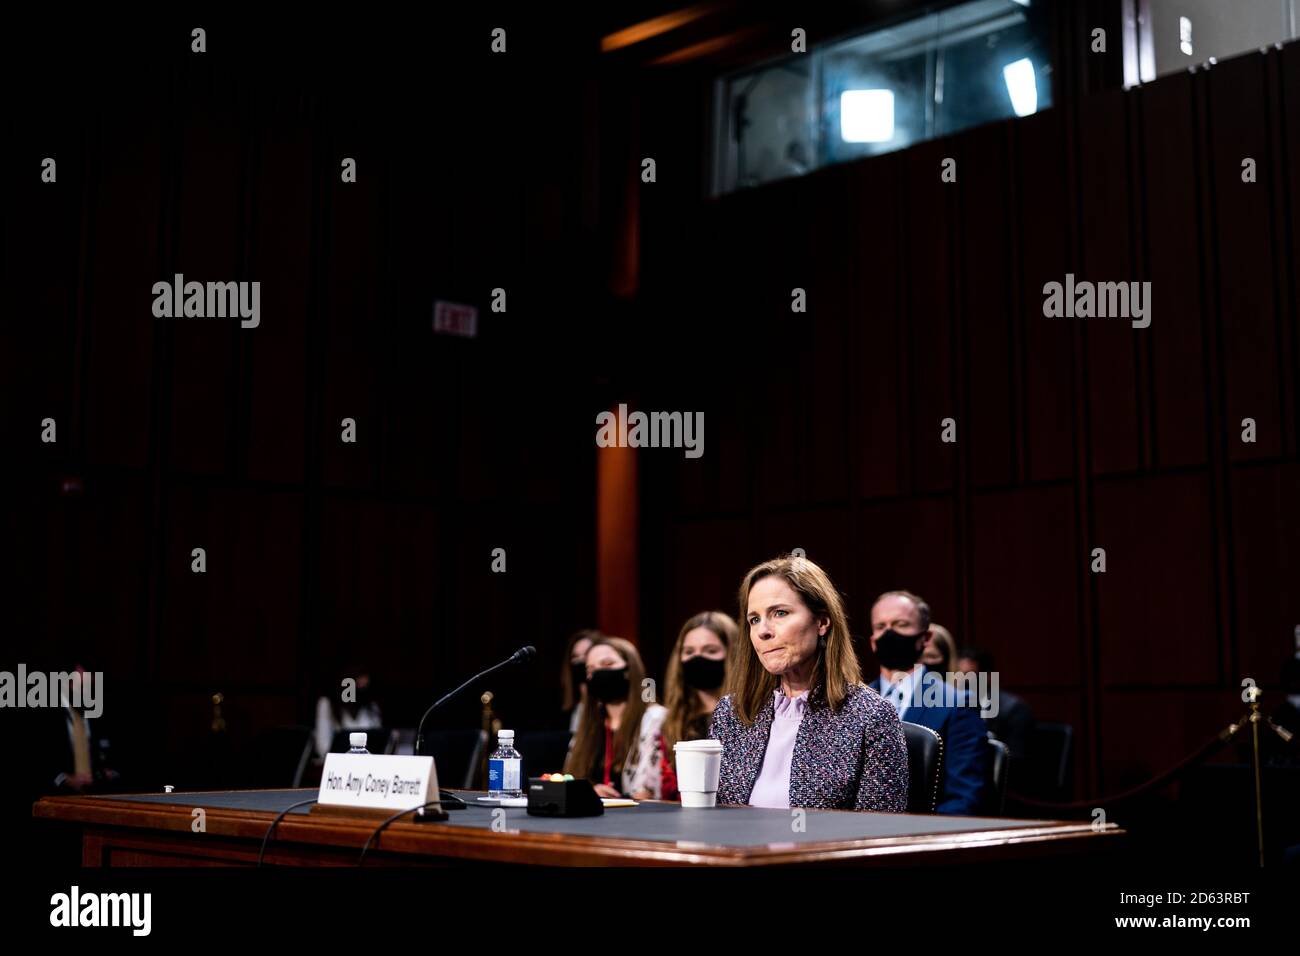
left=2, top=2, right=1298, bottom=863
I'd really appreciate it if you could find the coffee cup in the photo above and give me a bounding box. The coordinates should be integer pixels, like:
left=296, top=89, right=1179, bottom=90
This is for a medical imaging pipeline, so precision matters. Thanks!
left=673, top=739, right=724, bottom=807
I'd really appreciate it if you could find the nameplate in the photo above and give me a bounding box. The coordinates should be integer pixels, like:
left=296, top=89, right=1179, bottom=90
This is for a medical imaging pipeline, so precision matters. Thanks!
left=318, top=753, right=440, bottom=812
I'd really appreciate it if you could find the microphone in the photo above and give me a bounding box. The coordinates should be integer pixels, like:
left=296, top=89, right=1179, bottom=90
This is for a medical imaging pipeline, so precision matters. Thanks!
left=413, top=646, right=536, bottom=758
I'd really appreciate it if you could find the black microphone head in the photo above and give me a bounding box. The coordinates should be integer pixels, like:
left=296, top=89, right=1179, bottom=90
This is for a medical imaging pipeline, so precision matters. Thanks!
left=513, top=645, right=537, bottom=663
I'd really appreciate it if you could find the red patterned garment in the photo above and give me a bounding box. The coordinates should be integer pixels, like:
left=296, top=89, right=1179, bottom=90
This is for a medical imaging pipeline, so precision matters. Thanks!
left=656, top=732, right=679, bottom=802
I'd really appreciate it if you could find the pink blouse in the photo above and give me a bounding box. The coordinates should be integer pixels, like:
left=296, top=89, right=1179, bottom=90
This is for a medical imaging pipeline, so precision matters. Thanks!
left=746, top=689, right=809, bottom=809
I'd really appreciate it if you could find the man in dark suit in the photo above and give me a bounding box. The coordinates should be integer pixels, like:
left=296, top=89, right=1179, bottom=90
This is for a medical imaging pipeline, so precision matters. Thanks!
left=867, top=591, right=987, bottom=815
left=28, top=664, right=120, bottom=796
left=11, top=661, right=121, bottom=866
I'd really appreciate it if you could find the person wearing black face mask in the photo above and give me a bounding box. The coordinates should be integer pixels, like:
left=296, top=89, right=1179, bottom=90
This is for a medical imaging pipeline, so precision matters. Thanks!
left=867, top=590, right=988, bottom=815
left=660, top=612, right=738, bottom=801
left=586, top=665, right=631, bottom=703
left=560, top=629, right=601, bottom=741
left=563, top=637, right=671, bottom=801
left=681, top=654, right=727, bottom=693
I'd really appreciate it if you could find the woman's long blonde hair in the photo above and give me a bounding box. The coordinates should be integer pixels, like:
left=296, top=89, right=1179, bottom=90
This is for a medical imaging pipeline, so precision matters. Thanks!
left=926, top=623, right=958, bottom=681
left=662, top=611, right=737, bottom=762
left=563, top=636, right=649, bottom=784
left=729, top=554, right=862, bottom=724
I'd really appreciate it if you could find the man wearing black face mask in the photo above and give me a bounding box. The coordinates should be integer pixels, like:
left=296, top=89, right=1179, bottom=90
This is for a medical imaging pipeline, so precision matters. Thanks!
left=867, top=591, right=987, bottom=815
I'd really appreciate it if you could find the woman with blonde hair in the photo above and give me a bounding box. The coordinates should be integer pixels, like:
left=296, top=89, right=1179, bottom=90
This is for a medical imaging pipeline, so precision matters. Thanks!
left=922, top=623, right=958, bottom=682
left=709, top=554, right=908, bottom=811
left=661, top=611, right=737, bottom=786
left=563, top=636, right=671, bottom=799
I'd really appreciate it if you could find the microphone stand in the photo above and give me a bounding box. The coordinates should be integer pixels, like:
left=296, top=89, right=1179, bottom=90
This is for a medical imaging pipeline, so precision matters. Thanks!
left=411, top=647, right=535, bottom=820
left=1218, top=686, right=1294, bottom=866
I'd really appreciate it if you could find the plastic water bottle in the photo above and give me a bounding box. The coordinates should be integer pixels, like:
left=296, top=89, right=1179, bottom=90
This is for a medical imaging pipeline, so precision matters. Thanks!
left=347, top=732, right=370, bottom=755
left=488, top=730, right=523, bottom=798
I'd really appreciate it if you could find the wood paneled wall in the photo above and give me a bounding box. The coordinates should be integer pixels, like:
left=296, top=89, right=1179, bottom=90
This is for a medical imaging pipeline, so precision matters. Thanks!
left=2, top=14, right=605, bottom=783
left=636, top=41, right=1300, bottom=799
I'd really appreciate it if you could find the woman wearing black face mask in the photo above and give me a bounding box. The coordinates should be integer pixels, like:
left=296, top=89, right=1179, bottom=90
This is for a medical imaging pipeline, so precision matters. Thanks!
left=559, top=629, right=602, bottom=742
left=562, top=636, right=669, bottom=800
left=661, top=611, right=737, bottom=801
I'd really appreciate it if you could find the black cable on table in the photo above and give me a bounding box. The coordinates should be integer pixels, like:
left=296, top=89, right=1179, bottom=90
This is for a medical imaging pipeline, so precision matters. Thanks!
left=357, top=798, right=454, bottom=867
left=257, top=797, right=320, bottom=867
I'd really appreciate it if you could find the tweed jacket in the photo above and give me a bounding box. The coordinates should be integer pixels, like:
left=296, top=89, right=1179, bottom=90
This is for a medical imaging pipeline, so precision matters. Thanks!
left=708, top=681, right=908, bottom=812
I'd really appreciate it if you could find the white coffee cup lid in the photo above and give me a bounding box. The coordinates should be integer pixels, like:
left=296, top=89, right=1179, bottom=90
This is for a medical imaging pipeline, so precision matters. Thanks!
left=674, top=739, right=723, bottom=753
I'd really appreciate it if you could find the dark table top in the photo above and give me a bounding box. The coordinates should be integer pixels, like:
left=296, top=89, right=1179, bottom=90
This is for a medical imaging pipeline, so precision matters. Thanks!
left=85, top=788, right=1062, bottom=849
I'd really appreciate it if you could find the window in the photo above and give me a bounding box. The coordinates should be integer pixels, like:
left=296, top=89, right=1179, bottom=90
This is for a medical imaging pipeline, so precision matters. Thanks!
left=714, top=0, right=1054, bottom=194
left=1124, top=0, right=1300, bottom=87
left=719, top=59, right=817, bottom=193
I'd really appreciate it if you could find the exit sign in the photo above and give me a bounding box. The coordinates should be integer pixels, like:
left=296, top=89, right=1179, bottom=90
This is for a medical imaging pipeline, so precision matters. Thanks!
left=433, top=300, right=478, bottom=338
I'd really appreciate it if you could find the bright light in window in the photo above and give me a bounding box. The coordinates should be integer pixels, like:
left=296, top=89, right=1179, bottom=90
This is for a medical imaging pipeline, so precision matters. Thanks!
left=1179, top=16, right=1193, bottom=56
left=840, top=89, right=894, bottom=142
left=1002, top=58, right=1038, bottom=117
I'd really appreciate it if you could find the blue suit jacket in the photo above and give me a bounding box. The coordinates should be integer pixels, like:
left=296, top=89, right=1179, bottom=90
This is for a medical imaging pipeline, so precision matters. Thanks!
left=870, top=670, right=988, bottom=815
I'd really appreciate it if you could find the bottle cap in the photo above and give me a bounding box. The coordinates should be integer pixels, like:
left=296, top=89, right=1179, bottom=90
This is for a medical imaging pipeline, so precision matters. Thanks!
left=498, top=729, right=514, bottom=740
left=349, top=732, right=367, bottom=748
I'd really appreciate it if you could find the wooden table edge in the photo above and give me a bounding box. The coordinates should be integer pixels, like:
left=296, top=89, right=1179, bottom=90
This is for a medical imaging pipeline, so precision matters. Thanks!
left=33, top=791, right=1126, bottom=867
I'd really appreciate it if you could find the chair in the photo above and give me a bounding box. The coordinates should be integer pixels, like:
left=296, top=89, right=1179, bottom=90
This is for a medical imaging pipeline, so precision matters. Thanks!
left=417, top=728, right=485, bottom=790
left=900, top=721, right=944, bottom=813
left=984, top=735, right=1011, bottom=815
left=1024, top=721, right=1073, bottom=799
